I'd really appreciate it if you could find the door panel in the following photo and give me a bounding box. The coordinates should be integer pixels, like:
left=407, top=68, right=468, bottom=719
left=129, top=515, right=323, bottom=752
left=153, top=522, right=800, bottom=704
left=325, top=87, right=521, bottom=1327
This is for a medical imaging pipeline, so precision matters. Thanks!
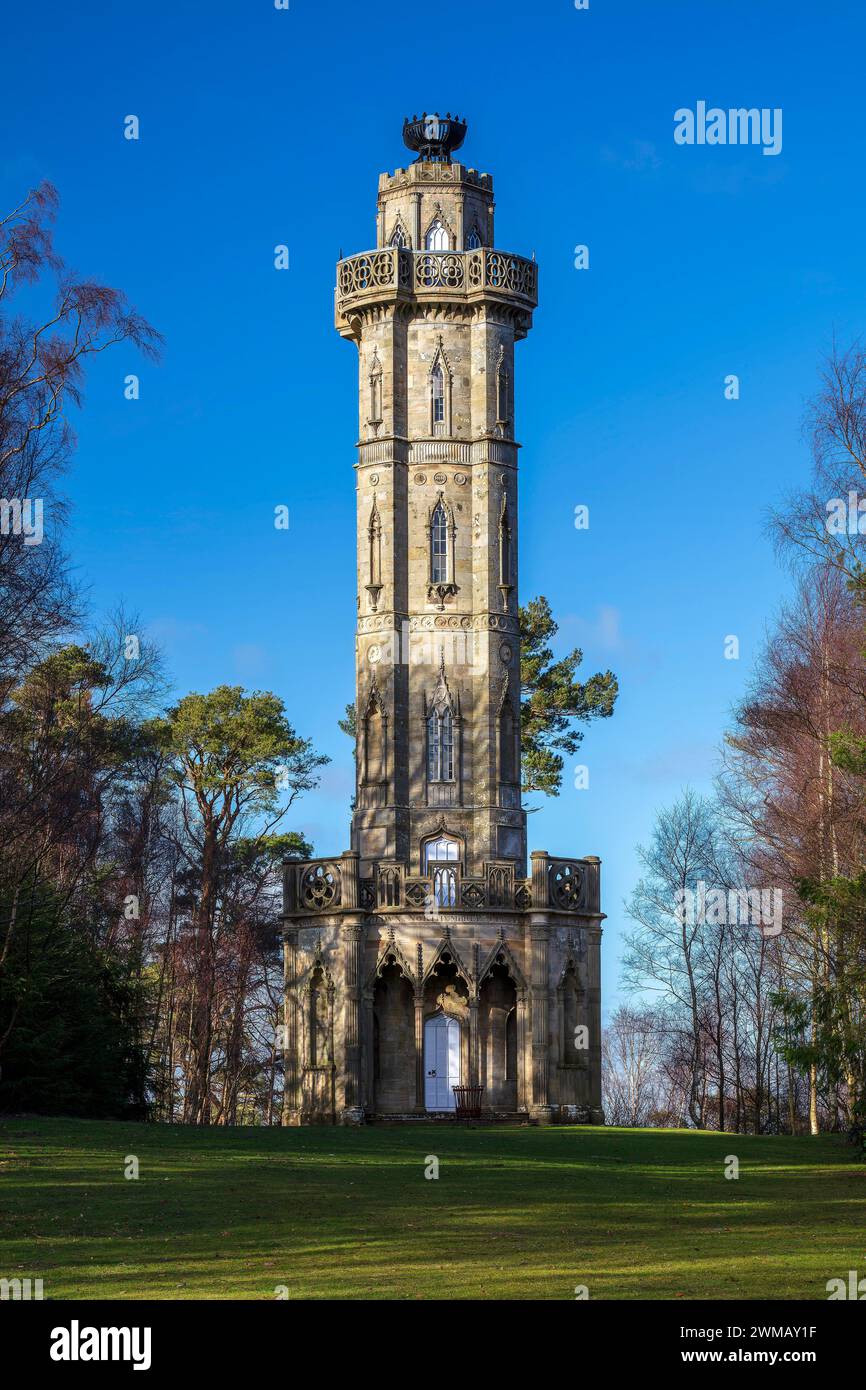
left=424, top=1015, right=460, bottom=1110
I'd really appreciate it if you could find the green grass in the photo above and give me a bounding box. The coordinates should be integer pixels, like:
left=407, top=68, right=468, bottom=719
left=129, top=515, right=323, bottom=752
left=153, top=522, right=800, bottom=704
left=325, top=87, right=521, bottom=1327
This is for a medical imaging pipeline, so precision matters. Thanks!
left=0, top=1117, right=863, bottom=1300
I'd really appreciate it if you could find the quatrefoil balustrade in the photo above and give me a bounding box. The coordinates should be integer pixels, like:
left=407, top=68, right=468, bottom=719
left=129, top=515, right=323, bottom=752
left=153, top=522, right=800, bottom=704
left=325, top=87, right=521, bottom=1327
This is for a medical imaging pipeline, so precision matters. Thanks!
left=300, top=863, right=341, bottom=911
left=549, top=862, right=583, bottom=911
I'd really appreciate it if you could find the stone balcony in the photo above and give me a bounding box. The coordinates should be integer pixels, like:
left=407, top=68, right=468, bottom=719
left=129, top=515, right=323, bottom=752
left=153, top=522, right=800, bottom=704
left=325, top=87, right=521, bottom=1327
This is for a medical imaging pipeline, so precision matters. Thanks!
left=335, top=247, right=538, bottom=336
left=283, top=849, right=600, bottom=920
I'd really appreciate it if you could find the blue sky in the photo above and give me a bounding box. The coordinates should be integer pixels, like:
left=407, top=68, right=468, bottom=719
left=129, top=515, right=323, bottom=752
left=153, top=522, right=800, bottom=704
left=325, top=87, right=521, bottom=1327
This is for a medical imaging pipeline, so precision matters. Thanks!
left=4, top=0, right=865, bottom=1012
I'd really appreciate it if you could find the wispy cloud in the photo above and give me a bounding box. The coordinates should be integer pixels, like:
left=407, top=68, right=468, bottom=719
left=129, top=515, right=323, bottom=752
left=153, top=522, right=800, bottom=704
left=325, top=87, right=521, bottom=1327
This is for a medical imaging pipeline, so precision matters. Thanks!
left=600, top=140, right=662, bottom=174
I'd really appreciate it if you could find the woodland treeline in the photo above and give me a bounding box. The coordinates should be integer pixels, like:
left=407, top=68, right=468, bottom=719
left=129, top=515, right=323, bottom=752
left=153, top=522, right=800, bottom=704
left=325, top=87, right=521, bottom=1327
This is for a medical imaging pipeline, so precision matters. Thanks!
left=605, top=350, right=866, bottom=1141
left=0, top=185, right=328, bottom=1123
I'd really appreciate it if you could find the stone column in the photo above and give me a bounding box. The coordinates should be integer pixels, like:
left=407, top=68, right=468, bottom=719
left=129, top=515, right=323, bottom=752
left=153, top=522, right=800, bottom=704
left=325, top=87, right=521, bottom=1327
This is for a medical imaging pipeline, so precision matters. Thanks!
left=340, top=851, right=365, bottom=1125
left=469, top=989, right=480, bottom=1089
left=516, top=986, right=529, bottom=1112
left=414, top=993, right=425, bottom=1112
left=530, top=849, right=549, bottom=910
left=282, top=929, right=300, bottom=1126
left=361, top=987, right=375, bottom=1112
left=529, top=914, right=553, bottom=1122
left=340, top=917, right=364, bottom=1124
left=528, top=852, right=553, bottom=1122
left=586, top=924, right=604, bottom=1124
left=411, top=192, right=422, bottom=250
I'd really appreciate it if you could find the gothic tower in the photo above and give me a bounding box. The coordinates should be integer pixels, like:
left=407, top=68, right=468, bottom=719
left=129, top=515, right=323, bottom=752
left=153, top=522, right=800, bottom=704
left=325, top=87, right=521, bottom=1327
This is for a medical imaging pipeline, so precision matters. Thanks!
left=339, top=113, right=529, bottom=880
left=282, top=115, right=604, bottom=1127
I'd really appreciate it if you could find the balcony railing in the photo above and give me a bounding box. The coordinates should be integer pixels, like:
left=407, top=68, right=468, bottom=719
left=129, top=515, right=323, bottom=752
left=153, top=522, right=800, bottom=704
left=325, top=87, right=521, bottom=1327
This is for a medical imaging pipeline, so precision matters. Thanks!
left=335, top=247, right=538, bottom=318
left=283, top=851, right=599, bottom=918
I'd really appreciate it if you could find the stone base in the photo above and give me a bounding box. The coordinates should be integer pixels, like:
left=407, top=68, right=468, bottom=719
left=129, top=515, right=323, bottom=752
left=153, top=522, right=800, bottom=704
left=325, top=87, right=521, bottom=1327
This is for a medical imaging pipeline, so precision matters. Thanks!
left=340, top=1106, right=366, bottom=1126
left=554, top=1104, right=605, bottom=1125
left=529, top=1105, right=555, bottom=1126
left=369, top=1110, right=533, bottom=1125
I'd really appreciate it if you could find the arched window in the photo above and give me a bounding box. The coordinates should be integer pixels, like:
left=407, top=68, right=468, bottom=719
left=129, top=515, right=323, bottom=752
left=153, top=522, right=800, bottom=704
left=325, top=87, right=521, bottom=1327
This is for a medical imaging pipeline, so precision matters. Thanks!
left=369, top=505, right=381, bottom=586
left=430, top=501, right=448, bottom=583
left=497, top=364, right=511, bottom=422
left=431, top=363, right=445, bottom=425
left=499, top=502, right=511, bottom=588
left=466, top=226, right=482, bottom=250
left=427, top=707, right=454, bottom=782
left=424, top=833, right=460, bottom=907
left=389, top=223, right=408, bottom=248
left=425, top=834, right=460, bottom=869
left=499, top=699, right=516, bottom=784
left=367, top=502, right=382, bottom=610
left=425, top=218, right=449, bottom=251
left=369, top=358, right=382, bottom=427
left=560, top=963, right=583, bottom=1065
left=365, top=701, right=385, bottom=784
left=309, top=965, right=329, bottom=1067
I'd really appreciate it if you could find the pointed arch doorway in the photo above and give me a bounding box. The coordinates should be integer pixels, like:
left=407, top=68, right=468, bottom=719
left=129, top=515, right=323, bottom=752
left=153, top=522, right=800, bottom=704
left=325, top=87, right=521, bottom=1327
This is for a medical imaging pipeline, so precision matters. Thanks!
left=424, top=1014, right=460, bottom=1111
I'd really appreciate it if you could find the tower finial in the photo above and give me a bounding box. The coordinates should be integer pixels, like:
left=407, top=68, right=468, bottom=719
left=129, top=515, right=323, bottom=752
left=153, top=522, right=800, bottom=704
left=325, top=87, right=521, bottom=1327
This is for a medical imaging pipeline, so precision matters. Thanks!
left=402, top=112, right=467, bottom=164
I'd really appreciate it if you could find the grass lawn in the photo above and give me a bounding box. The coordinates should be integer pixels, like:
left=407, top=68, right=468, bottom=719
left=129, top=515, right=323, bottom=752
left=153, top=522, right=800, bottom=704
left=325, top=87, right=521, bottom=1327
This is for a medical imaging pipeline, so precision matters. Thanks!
left=0, top=1117, right=863, bottom=1300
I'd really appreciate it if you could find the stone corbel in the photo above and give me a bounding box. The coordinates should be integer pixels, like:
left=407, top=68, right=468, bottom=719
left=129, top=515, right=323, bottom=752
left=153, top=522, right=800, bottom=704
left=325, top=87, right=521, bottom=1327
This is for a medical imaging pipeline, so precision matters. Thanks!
left=427, top=581, right=459, bottom=610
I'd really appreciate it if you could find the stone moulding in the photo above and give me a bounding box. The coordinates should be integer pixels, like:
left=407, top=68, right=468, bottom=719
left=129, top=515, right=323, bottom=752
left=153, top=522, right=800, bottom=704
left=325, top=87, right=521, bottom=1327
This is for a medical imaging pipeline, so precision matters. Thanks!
left=355, top=437, right=518, bottom=469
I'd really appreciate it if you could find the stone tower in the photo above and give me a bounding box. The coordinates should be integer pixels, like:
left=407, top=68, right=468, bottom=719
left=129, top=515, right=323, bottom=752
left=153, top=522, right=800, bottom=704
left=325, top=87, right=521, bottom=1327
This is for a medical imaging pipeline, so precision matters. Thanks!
left=282, top=115, right=604, bottom=1126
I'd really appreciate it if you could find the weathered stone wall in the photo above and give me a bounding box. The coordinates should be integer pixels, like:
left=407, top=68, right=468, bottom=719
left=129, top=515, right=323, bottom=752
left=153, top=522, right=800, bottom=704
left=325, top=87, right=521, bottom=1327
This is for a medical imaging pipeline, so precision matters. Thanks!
left=376, top=162, right=495, bottom=253
left=284, top=914, right=603, bottom=1124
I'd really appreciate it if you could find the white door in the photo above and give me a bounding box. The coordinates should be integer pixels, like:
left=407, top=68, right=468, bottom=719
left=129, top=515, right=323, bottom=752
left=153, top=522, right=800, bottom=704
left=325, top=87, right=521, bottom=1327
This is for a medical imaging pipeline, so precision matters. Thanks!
left=424, top=1015, right=461, bottom=1111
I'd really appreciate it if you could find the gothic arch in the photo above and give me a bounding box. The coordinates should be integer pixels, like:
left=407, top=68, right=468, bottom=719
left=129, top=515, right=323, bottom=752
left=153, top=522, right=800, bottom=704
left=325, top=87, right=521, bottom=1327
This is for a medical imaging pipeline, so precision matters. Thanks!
left=420, top=820, right=465, bottom=871
left=557, top=950, right=587, bottom=1069
left=424, top=649, right=461, bottom=797
left=388, top=216, right=410, bottom=249
left=478, top=937, right=527, bottom=992
left=497, top=698, right=518, bottom=792
left=427, top=489, right=458, bottom=607
left=423, top=205, right=454, bottom=251
left=367, top=347, right=383, bottom=434
left=421, top=927, right=473, bottom=994
left=367, top=930, right=417, bottom=993
left=495, top=342, right=510, bottom=433
left=301, top=952, right=335, bottom=1069
left=366, top=498, right=382, bottom=611
left=478, top=954, right=519, bottom=1110
left=362, top=677, right=388, bottom=790
left=371, top=948, right=415, bottom=1113
left=498, top=491, right=513, bottom=600
left=428, top=337, right=453, bottom=435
